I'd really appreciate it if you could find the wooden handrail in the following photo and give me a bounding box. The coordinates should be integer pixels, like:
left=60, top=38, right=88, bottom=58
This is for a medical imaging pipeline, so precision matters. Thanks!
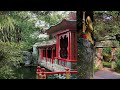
left=57, top=58, right=77, bottom=62
left=41, top=71, right=78, bottom=75
left=44, top=57, right=77, bottom=62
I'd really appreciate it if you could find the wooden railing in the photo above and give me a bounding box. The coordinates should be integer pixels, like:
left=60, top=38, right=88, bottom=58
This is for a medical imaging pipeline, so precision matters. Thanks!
left=41, top=57, right=77, bottom=67
left=36, top=66, right=77, bottom=79
left=54, top=57, right=77, bottom=67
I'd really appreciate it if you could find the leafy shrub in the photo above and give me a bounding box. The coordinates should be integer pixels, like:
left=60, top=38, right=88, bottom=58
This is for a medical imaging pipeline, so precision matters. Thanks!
left=115, top=48, right=120, bottom=72
left=115, top=60, right=120, bottom=72
left=0, top=65, right=17, bottom=79
left=0, top=41, right=23, bottom=79
left=103, top=61, right=111, bottom=68
left=103, top=48, right=111, bottom=62
left=94, top=63, right=99, bottom=72
left=47, top=74, right=59, bottom=79
left=70, top=74, right=78, bottom=79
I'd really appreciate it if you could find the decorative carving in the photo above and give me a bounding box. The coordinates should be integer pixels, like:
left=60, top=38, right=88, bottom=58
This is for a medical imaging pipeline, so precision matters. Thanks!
left=85, top=16, right=94, bottom=44
left=82, top=11, right=94, bottom=45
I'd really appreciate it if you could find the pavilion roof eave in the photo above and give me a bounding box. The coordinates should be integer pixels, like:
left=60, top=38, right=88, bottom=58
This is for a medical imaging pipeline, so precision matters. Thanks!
left=34, top=39, right=56, bottom=48
left=46, top=19, right=76, bottom=35
left=36, top=43, right=56, bottom=48
left=95, top=40, right=119, bottom=48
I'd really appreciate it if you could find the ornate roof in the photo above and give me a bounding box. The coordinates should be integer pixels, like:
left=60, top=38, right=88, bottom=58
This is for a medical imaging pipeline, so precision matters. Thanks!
left=95, top=40, right=119, bottom=48
left=46, top=19, right=76, bottom=35
left=34, top=39, right=56, bottom=48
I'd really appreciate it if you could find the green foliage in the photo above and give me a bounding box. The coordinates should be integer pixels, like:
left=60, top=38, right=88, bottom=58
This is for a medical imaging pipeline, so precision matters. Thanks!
left=0, top=41, right=23, bottom=79
left=0, top=65, right=36, bottom=79
left=14, top=66, right=36, bottom=79
left=0, top=11, right=69, bottom=48
left=47, top=74, right=78, bottom=79
left=47, top=74, right=59, bottom=79
left=102, top=48, right=111, bottom=62
left=115, top=48, right=120, bottom=72
left=0, top=41, right=22, bottom=63
left=116, top=48, right=120, bottom=58
left=0, top=11, right=15, bottom=30
left=103, top=61, right=111, bottom=68
left=94, top=11, right=120, bottom=42
left=70, top=74, right=78, bottom=79
left=103, top=47, right=111, bottom=55
left=0, top=41, right=36, bottom=79
left=0, top=65, right=16, bottom=79
left=94, top=64, right=99, bottom=72
left=0, top=11, right=70, bottom=79
left=37, top=11, right=69, bottom=26
left=115, top=60, right=120, bottom=72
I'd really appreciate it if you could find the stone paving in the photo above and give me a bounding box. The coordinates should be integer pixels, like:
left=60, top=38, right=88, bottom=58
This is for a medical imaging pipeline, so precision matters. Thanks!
left=94, top=68, right=120, bottom=79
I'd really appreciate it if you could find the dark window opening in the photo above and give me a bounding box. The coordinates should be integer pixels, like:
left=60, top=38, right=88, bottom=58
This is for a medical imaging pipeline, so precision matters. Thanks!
left=48, top=48, right=52, bottom=58
left=53, top=47, right=56, bottom=57
left=60, top=35, right=68, bottom=59
left=43, top=49, right=46, bottom=57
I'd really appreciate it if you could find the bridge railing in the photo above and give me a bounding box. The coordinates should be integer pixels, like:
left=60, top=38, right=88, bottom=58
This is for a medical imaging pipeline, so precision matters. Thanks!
left=36, top=66, right=77, bottom=79
left=54, top=57, right=77, bottom=67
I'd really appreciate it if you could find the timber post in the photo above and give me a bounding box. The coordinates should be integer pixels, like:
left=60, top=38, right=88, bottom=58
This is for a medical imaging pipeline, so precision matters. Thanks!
left=65, top=68, right=70, bottom=79
left=111, top=47, right=116, bottom=70
left=41, top=68, right=46, bottom=79
left=36, top=66, right=41, bottom=79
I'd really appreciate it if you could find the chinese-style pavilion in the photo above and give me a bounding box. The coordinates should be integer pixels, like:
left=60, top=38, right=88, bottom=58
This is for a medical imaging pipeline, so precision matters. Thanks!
left=36, top=11, right=94, bottom=71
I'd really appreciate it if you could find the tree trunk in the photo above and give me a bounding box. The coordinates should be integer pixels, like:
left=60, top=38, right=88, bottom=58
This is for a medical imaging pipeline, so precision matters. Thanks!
left=77, top=38, right=95, bottom=79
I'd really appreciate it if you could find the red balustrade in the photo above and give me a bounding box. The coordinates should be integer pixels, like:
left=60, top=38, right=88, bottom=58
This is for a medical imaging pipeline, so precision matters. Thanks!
left=36, top=66, right=77, bottom=79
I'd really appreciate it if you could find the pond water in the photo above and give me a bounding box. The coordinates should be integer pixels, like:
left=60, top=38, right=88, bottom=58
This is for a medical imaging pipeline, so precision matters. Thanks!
left=15, top=66, right=77, bottom=79
left=15, top=66, right=37, bottom=79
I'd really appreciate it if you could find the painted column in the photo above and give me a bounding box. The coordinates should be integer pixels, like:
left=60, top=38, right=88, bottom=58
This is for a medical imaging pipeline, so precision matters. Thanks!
left=67, top=33, right=70, bottom=60
left=71, top=32, right=77, bottom=60
left=52, top=47, right=54, bottom=64
left=38, top=49, right=41, bottom=62
left=43, top=49, right=45, bottom=60
left=39, top=49, right=40, bottom=60
left=69, top=32, right=72, bottom=60
left=46, top=48, right=48, bottom=65
left=66, top=32, right=71, bottom=68
left=41, top=49, right=43, bottom=60
left=56, top=36, right=59, bottom=58
left=56, top=36, right=59, bottom=64
left=96, top=47, right=103, bottom=70
left=70, top=31, right=77, bottom=69
left=75, top=31, right=78, bottom=60
left=111, top=47, right=116, bottom=70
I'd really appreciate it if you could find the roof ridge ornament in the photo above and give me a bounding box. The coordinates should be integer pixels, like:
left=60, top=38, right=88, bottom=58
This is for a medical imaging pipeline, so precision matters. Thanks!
left=68, top=12, right=76, bottom=20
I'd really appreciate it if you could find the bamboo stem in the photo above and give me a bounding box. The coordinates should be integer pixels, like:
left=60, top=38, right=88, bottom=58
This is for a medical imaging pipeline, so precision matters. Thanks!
left=82, top=11, right=86, bottom=33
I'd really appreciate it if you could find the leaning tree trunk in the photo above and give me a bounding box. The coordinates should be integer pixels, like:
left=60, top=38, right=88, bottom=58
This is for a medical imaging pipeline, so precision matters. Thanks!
left=77, top=38, right=95, bottom=79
